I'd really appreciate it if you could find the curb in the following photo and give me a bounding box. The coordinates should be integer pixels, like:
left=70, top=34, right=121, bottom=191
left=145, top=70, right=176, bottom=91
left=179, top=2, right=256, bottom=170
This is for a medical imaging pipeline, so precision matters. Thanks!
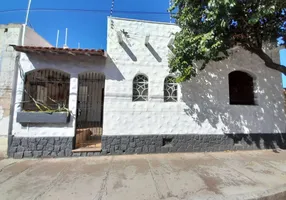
left=250, top=184, right=286, bottom=200
left=225, top=183, right=286, bottom=200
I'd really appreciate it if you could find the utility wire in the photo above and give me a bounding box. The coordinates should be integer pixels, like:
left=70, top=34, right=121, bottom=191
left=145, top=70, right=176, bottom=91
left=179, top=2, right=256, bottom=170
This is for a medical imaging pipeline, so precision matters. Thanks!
left=0, top=8, right=176, bottom=15
left=110, top=0, right=115, bottom=16
left=169, top=0, right=172, bottom=23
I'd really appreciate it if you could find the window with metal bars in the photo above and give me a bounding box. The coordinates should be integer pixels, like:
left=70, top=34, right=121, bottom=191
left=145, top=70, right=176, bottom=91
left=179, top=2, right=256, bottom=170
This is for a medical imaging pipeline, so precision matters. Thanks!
left=164, top=76, right=178, bottom=102
left=132, top=74, right=148, bottom=101
left=22, top=69, right=70, bottom=111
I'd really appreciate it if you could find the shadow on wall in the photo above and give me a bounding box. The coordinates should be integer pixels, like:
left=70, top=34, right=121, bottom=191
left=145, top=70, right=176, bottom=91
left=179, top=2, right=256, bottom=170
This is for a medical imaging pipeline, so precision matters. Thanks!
left=105, top=54, right=125, bottom=81
left=120, top=42, right=137, bottom=62
left=181, top=79, right=230, bottom=131
left=226, top=133, right=286, bottom=151
left=24, top=53, right=125, bottom=81
left=180, top=58, right=286, bottom=150
left=145, top=43, right=162, bottom=62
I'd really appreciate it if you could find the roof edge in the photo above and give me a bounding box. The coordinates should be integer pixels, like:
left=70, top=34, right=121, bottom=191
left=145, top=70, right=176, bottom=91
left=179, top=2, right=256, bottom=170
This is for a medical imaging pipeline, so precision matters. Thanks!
left=0, top=23, right=23, bottom=28
left=10, top=45, right=106, bottom=57
left=108, top=16, right=177, bottom=26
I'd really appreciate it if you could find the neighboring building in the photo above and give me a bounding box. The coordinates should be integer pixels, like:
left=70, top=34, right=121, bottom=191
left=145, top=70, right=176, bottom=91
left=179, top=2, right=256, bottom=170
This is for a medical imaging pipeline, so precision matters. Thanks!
left=0, top=24, right=51, bottom=157
left=8, top=17, right=286, bottom=158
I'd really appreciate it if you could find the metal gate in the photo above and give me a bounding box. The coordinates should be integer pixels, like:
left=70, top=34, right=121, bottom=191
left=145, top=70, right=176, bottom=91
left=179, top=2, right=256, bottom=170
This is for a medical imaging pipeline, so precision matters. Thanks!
left=75, top=72, right=105, bottom=149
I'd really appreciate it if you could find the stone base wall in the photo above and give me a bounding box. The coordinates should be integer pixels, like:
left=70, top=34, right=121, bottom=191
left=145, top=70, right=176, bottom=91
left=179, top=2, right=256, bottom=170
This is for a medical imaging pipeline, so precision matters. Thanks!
left=8, top=136, right=74, bottom=158
left=8, top=134, right=286, bottom=158
left=101, top=134, right=286, bottom=155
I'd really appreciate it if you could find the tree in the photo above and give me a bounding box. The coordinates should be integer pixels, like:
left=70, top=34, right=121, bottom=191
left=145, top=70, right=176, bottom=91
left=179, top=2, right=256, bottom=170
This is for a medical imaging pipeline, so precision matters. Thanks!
left=169, top=0, right=286, bottom=82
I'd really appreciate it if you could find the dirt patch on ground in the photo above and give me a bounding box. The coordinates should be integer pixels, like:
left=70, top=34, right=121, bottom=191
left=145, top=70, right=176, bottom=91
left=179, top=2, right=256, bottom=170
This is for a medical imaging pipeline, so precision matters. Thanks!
left=198, top=172, right=222, bottom=194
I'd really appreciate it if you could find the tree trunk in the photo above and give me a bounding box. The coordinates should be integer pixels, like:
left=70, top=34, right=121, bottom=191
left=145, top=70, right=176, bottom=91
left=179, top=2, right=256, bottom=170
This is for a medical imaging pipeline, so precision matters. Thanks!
left=250, top=47, right=286, bottom=75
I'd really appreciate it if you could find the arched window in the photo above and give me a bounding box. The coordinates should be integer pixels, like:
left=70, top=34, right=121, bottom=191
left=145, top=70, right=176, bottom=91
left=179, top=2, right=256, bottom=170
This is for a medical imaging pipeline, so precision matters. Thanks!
left=132, top=74, right=148, bottom=101
left=164, top=76, right=178, bottom=102
left=23, top=69, right=70, bottom=111
left=229, top=71, right=255, bottom=105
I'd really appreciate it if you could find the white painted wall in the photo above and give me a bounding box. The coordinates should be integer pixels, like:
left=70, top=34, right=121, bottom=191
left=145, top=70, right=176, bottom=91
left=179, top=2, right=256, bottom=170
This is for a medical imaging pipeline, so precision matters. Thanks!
left=12, top=17, right=286, bottom=138
left=0, top=24, right=52, bottom=139
left=12, top=55, right=108, bottom=137
left=0, top=24, right=22, bottom=156
left=103, top=17, right=286, bottom=136
left=0, top=24, right=22, bottom=137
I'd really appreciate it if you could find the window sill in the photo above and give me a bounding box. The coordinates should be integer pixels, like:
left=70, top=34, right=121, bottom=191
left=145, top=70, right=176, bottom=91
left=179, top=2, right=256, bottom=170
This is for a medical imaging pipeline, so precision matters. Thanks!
left=16, top=111, right=70, bottom=124
left=229, top=104, right=258, bottom=106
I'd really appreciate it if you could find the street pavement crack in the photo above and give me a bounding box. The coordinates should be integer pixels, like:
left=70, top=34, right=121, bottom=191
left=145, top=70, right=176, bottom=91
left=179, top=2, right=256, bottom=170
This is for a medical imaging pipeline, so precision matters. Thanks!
left=0, top=160, right=40, bottom=185
left=93, top=156, right=114, bottom=200
left=146, top=156, right=171, bottom=200
left=0, top=161, right=18, bottom=173
left=207, top=153, right=258, bottom=184
left=32, top=161, right=74, bottom=200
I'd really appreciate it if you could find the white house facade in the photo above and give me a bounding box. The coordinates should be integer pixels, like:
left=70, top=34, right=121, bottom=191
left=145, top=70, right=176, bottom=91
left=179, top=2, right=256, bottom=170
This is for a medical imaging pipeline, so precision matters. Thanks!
left=0, top=24, right=52, bottom=157
left=8, top=17, right=286, bottom=158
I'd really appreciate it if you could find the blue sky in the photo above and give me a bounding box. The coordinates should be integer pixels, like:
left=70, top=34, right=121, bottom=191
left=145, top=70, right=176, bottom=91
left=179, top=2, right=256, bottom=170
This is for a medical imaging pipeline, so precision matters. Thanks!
left=281, top=49, right=286, bottom=87
left=1, top=0, right=286, bottom=86
left=0, top=0, right=171, bottom=49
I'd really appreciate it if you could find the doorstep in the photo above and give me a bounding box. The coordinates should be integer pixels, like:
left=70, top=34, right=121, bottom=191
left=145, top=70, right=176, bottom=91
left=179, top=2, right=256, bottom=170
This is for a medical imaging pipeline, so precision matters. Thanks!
left=73, top=136, right=102, bottom=153
left=72, top=147, right=102, bottom=153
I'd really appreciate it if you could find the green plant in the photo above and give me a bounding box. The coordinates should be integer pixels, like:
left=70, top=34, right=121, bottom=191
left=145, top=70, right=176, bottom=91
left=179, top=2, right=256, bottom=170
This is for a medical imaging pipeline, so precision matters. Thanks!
left=169, top=0, right=286, bottom=82
left=23, top=90, right=70, bottom=115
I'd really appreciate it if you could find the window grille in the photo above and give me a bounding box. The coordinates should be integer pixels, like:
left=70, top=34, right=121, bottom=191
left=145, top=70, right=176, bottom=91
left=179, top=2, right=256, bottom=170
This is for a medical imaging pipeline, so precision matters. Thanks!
left=132, top=74, right=148, bottom=101
left=164, top=76, right=178, bottom=102
left=23, top=69, right=70, bottom=111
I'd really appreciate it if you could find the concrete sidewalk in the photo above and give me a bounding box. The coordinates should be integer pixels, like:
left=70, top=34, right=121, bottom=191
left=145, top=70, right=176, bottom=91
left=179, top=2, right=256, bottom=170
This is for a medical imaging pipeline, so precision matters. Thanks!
left=1, top=151, right=286, bottom=200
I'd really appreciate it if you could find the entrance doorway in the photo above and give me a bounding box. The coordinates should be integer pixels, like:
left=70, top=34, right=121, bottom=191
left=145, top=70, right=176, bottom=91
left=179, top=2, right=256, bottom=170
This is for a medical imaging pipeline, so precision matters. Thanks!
left=74, top=72, right=105, bottom=151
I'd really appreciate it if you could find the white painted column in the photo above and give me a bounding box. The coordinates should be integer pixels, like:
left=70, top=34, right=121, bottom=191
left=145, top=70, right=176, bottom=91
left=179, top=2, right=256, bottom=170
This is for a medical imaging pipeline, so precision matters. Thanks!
left=11, top=56, right=26, bottom=135
left=149, top=79, right=164, bottom=102
left=68, top=73, right=78, bottom=136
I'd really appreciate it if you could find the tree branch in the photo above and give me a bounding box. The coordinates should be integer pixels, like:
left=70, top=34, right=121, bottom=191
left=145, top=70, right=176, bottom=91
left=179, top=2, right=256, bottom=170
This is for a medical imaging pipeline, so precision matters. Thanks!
left=248, top=47, right=286, bottom=75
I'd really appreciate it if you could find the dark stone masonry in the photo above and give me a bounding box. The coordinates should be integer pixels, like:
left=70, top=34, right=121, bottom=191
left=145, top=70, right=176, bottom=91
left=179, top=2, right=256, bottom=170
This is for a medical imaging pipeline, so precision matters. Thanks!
left=8, top=134, right=286, bottom=158
left=8, top=137, right=74, bottom=158
left=101, top=134, right=286, bottom=155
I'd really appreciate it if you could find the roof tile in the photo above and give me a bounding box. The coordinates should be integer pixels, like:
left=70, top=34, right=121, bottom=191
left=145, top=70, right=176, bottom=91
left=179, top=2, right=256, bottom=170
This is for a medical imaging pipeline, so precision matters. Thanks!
left=10, top=45, right=105, bottom=57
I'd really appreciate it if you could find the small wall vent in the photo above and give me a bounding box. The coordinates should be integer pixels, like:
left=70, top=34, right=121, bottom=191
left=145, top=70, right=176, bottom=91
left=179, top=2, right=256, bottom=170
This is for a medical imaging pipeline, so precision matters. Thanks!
left=163, top=138, right=173, bottom=147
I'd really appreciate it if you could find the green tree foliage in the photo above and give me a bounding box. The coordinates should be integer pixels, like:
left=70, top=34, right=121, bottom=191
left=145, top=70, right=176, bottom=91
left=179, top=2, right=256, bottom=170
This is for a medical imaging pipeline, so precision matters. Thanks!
left=169, top=0, right=286, bottom=82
